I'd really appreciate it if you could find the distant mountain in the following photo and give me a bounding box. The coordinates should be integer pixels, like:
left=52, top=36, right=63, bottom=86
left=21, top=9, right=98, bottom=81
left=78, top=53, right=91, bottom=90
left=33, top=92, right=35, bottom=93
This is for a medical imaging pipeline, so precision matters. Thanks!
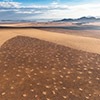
left=60, top=18, right=74, bottom=22
left=56, top=17, right=100, bottom=23
left=77, top=17, right=96, bottom=20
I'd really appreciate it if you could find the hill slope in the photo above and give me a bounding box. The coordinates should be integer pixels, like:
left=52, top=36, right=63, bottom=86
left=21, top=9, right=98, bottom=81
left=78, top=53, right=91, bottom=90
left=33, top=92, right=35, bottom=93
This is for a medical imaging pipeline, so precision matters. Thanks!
left=0, top=36, right=100, bottom=100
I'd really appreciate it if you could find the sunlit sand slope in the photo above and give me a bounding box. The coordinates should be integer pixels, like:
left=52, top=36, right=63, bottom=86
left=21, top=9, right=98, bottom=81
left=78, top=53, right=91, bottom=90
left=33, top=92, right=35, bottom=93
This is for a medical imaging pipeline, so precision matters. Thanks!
left=0, top=36, right=100, bottom=100
left=0, top=29, right=20, bottom=46
left=1, top=29, right=100, bottom=54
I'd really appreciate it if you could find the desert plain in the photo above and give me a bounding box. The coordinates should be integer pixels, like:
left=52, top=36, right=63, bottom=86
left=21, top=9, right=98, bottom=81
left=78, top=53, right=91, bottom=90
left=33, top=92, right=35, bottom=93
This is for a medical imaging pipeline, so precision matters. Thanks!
left=0, top=22, right=100, bottom=100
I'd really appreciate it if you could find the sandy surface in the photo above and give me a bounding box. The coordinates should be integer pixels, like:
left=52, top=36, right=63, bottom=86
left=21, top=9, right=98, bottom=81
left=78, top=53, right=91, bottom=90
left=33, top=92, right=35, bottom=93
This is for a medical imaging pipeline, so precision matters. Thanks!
left=0, top=22, right=100, bottom=100
left=0, top=29, right=21, bottom=46
left=1, top=28, right=100, bottom=54
left=0, top=36, right=100, bottom=100
left=0, top=22, right=76, bottom=27
left=40, top=28, right=100, bottom=39
left=84, top=22, right=100, bottom=26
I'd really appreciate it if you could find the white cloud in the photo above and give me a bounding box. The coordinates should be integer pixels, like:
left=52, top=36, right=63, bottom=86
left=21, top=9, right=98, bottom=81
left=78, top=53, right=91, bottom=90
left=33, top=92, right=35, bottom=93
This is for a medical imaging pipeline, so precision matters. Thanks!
left=51, top=1, right=58, bottom=5
left=37, top=3, right=100, bottom=19
left=0, top=1, right=100, bottom=20
left=0, top=2, right=21, bottom=8
left=16, top=11, right=32, bottom=14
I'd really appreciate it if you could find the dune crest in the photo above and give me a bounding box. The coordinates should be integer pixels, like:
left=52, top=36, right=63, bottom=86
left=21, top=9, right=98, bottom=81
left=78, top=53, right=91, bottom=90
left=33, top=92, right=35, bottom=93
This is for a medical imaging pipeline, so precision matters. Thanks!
left=1, top=29, right=100, bottom=54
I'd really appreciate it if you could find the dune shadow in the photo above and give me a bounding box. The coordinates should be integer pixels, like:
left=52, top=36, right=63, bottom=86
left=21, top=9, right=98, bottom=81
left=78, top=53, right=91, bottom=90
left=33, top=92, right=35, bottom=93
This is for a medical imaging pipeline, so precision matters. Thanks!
left=0, top=36, right=100, bottom=100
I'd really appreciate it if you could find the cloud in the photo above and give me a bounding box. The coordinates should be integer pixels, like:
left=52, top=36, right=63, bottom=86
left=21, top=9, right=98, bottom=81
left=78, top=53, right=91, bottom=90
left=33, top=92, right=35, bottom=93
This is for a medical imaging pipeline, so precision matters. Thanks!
left=0, top=1, right=100, bottom=20
left=38, top=3, right=100, bottom=19
left=0, top=1, right=69, bottom=20
left=0, top=1, right=21, bottom=8
left=51, top=1, right=58, bottom=5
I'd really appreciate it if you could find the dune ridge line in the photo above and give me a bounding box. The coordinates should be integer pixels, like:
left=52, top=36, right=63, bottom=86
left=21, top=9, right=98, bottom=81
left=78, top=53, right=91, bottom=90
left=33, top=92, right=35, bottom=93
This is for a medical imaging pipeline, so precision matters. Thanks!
left=0, top=28, right=100, bottom=54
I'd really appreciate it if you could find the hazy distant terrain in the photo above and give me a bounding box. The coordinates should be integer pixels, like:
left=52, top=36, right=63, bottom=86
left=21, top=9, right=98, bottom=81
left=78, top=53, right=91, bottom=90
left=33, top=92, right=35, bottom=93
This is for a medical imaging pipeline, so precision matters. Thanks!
left=1, top=17, right=100, bottom=31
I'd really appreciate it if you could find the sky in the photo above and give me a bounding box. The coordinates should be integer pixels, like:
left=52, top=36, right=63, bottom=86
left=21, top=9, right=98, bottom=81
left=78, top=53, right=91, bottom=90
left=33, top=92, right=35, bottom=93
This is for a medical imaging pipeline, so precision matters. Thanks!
left=0, top=0, right=100, bottom=20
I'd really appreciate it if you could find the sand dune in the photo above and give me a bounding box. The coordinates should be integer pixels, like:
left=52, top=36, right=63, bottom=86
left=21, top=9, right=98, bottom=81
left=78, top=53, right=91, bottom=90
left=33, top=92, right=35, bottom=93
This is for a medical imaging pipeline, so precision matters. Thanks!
left=0, top=29, right=21, bottom=46
left=0, top=36, right=100, bottom=100
left=1, top=29, right=100, bottom=54
left=40, top=28, right=100, bottom=39
left=0, top=22, right=76, bottom=27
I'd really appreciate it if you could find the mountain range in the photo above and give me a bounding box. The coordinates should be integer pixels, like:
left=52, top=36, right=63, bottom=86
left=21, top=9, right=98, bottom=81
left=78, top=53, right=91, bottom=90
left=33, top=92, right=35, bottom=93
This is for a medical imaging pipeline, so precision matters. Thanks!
left=56, top=17, right=100, bottom=23
left=0, top=17, right=100, bottom=23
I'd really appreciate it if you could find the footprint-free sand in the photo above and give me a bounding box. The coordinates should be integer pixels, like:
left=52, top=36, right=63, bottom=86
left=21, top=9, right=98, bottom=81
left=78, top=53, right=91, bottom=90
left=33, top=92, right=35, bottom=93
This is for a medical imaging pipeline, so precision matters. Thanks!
left=0, top=28, right=100, bottom=54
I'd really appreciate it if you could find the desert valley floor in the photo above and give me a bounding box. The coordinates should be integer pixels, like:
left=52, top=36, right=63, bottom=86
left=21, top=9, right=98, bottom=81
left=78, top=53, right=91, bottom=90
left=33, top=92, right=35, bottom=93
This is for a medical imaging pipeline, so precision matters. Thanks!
left=0, top=28, right=100, bottom=100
